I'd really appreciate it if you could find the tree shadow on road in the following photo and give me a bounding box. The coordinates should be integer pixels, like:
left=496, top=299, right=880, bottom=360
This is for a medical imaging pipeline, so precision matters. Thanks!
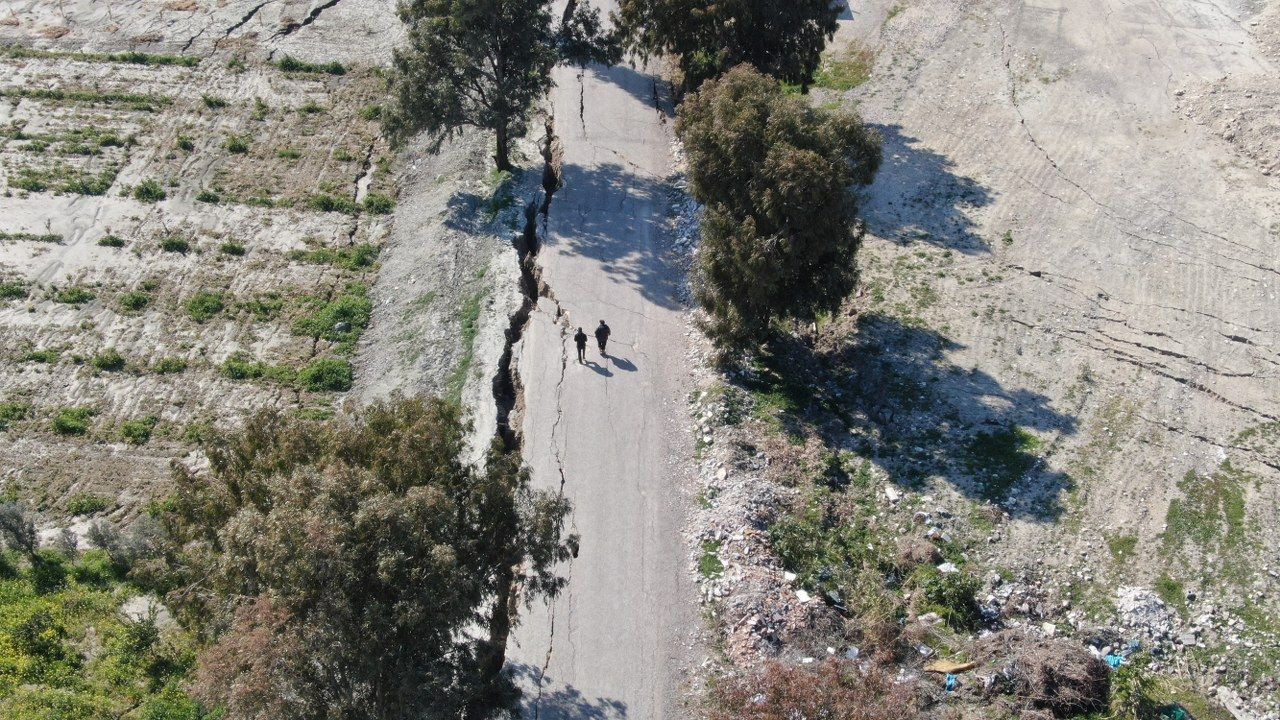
left=507, top=663, right=628, bottom=719
left=860, top=124, right=994, bottom=254
left=732, top=314, right=1076, bottom=520
left=571, top=62, right=674, bottom=121
left=546, top=161, right=686, bottom=312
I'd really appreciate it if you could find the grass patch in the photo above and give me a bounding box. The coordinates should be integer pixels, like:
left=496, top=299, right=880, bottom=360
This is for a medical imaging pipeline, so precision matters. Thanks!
left=223, top=135, right=250, bottom=154
left=120, top=415, right=159, bottom=445
left=297, top=357, right=353, bottom=392
left=812, top=43, right=875, bottom=91
left=51, top=407, right=96, bottom=436
left=97, top=234, right=125, bottom=247
left=90, top=348, right=126, bottom=372
left=220, top=353, right=295, bottom=384
left=288, top=242, right=379, bottom=270
left=195, top=189, right=220, bottom=203
left=1106, top=533, right=1139, bottom=563
left=117, top=290, right=150, bottom=312
left=3, top=45, right=199, bottom=67
left=305, top=192, right=360, bottom=214
left=219, top=241, right=245, bottom=256
left=13, top=164, right=117, bottom=195
left=66, top=493, right=110, bottom=515
left=0, top=401, right=30, bottom=430
left=22, top=349, right=59, bottom=363
left=292, top=283, right=372, bottom=352
left=1161, top=462, right=1253, bottom=565
left=1154, top=574, right=1187, bottom=616
left=201, top=94, right=227, bottom=109
left=298, top=100, right=325, bottom=115
left=0, top=87, right=170, bottom=111
left=52, top=286, right=94, bottom=305
left=238, top=292, right=285, bottom=321
left=0, top=231, right=62, bottom=244
left=698, top=539, right=724, bottom=578
left=185, top=291, right=224, bottom=323
left=446, top=291, right=485, bottom=403
left=133, top=179, right=166, bottom=202
left=176, top=135, right=195, bottom=151
left=0, top=281, right=27, bottom=300
left=276, top=55, right=346, bottom=75
left=159, top=235, right=189, bottom=253
left=276, top=147, right=302, bottom=160
left=363, top=192, right=395, bottom=215
left=964, top=425, right=1043, bottom=500
left=152, top=357, right=188, bottom=374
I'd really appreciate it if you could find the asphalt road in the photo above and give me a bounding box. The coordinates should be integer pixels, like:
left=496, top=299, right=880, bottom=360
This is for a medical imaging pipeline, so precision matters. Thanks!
left=504, top=13, right=697, bottom=720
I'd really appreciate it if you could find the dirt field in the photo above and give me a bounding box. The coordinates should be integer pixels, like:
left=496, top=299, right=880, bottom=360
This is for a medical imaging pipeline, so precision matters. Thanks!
left=0, top=2, right=438, bottom=527
left=691, top=0, right=1278, bottom=715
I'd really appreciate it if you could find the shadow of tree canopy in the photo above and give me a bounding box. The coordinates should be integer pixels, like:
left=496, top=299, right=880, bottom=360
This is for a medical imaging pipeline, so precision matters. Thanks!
left=577, top=62, right=674, bottom=120
left=860, top=123, right=994, bottom=254
left=443, top=168, right=529, bottom=235
left=544, top=161, right=687, bottom=312
left=506, top=663, right=628, bottom=719
left=728, top=314, right=1075, bottom=520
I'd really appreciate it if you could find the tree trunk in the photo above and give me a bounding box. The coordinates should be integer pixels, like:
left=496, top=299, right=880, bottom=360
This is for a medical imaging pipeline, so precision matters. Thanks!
left=494, top=125, right=512, bottom=173
left=465, top=565, right=517, bottom=719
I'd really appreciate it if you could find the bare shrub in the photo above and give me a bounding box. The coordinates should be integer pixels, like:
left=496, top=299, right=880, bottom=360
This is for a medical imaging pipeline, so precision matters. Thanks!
left=708, top=658, right=921, bottom=720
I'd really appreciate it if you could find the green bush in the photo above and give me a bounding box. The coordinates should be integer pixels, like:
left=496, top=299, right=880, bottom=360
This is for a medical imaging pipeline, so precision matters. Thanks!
left=305, top=192, right=359, bottom=214
left=117, top=290, right=150, bottom=312
left=153, top=357, right=188, bottom=374
left=52, top=407, right=96, bottom=436
left=22, top=349, right=59, bottom=363
left=201, top=94, right=227, bottom=109
left=97, top=234, right=125, bottom=247
left=120, top=416, right=159, bottom=445
left=0, top=281, right=28, bottom=300
left=0, top=401, right=30, bottom=430
left=297, top=357, right=353, bottom=392
left=298, top=100, right=325, bottom=114
left=53, top=286, right=94, bottom=304
left=219, top=241, right=245, bottom=256
left=90, top=348, right=126, bottom=371
left=290, top=243, right=379, bottom=270
left=363, top=192, right=395, bottom=215
left=277, top=147, right=302, bottom=160
left=195, top=190, right=220, bottom=203
left=185, top=292, right=224, bottom=322
left=133, top=179, right=166, bottom=203
left=357, top=104, right=382, bottom=121
left=176, top=135, right=195, bottom=151
left=160, top=236, right=190, bottom=253
left=223, top=135, right=250, bottom=154
left=276, top=55, right=346, bottom=75
left=918, top=568, right=982, bottom=630
left=292, top=284, right=372, bottom=345
left=66, top=493, right=110, bottom=515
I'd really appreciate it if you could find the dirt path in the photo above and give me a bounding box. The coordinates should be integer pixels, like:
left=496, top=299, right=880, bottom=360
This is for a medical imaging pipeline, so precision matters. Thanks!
left=504, top=23, right=699, bottom=720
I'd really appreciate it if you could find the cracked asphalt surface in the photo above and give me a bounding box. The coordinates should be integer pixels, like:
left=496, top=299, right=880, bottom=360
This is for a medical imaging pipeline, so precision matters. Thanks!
left=505, top=15, right=697, bottom=720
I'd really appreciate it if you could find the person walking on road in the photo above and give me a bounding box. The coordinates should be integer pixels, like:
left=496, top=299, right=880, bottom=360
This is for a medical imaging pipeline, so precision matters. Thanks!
left=574, top=327, right=588, bottom=364
left=595, top=320, right=611, bottom=356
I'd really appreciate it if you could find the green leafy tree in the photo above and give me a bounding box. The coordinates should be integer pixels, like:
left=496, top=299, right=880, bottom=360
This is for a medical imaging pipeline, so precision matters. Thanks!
left=386, top=0, right=617, bottom=171
left=617, top=0, right=842, bottom=90
left=144, top=395, right=575, bottom=720
left=676, top=65, right=881, bottom=348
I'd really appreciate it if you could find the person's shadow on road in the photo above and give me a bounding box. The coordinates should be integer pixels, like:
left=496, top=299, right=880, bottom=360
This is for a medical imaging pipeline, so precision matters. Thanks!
left=608, top=355, right=637, bottom=372
left=584, top=360, right=612, bottom=377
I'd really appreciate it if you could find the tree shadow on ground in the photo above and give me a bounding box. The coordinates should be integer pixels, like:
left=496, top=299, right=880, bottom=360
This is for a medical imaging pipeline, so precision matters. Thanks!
left=506, top=663, right=628, bottom=719
left=860, top=124, right=994, bottom=254
left=575, top=62, right=674, bottom=120
left=544, top=161, right=686, bottom=312
left=442, top=169, right=528, bottom=235
left=732, top=314, right=1075, bottom=520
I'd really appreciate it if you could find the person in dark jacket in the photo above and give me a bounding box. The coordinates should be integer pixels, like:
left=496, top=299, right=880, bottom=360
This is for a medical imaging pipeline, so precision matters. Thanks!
left=594, top=320, right=610, bottom=356
left=573, top=327, right=588, bottom=363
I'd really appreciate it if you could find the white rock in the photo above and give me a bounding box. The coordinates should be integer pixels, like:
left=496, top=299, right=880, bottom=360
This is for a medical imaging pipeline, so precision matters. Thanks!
left=783, top=571, right=797, bottom=583
left=937, top=562, right=959, bottom=574
left=796, top=589, right=811, bottom=603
